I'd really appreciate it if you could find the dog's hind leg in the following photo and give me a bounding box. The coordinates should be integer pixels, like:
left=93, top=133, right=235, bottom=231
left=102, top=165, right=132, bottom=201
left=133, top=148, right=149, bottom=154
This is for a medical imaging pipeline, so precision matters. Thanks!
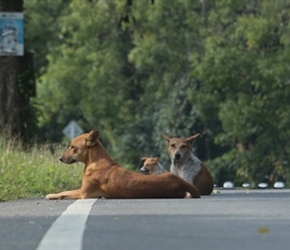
left=185, top=183, right=200, bottom=198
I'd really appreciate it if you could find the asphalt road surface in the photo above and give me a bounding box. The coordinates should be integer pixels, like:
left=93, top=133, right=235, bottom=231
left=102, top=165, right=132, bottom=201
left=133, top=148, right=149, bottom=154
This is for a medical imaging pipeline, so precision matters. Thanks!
left=0, top=189, right=289, bottom=250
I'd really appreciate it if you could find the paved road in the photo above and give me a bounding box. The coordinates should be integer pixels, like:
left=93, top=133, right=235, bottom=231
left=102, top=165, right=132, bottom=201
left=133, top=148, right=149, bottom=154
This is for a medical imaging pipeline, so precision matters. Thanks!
left=0, top=190, right=290, bottom=250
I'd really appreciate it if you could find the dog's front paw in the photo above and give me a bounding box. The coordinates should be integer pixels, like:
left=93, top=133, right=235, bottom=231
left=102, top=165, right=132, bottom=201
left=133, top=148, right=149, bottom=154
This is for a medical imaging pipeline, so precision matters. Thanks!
left=45, top=194, right=59, bottom=200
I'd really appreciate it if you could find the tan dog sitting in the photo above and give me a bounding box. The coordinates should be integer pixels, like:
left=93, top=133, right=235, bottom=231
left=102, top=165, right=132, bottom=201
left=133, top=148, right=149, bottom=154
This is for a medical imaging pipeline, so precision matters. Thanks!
left=46, top=130, right=200, bottom=199
left=163, top=133, right=214, bottom=195
left=140, top=157, right=167, bottom=175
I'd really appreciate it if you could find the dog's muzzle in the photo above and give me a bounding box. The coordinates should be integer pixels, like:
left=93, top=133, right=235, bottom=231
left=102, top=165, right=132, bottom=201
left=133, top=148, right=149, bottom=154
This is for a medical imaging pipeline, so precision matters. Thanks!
left=174, top=152, right=182, bottom=161
left=59, top=157, right=77, bottom=164
left=140, top=168, right=150, bottom=174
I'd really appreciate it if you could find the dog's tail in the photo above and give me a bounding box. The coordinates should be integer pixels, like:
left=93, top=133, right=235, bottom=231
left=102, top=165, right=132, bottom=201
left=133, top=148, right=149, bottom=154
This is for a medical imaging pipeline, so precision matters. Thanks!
left=185, top=182, right=200, bottom=198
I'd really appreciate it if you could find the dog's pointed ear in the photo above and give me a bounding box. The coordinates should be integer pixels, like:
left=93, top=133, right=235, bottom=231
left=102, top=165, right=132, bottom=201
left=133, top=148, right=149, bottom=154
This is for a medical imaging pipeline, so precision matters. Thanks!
left=163, top=134, right=171, bottom=143
left=86, top=130, right=99, bottom=147
left=141, top=157, right=147, bottom=161
left=186, top=133, right=200, bottom=146
left=153, top=157, right=159, bottom=162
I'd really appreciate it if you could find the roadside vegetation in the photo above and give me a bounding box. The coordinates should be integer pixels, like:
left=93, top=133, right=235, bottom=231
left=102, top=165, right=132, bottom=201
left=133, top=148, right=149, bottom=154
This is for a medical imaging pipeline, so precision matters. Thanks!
left=0, top=135, right=82, bottom=202
left=22, top=0, right=290, bottom=188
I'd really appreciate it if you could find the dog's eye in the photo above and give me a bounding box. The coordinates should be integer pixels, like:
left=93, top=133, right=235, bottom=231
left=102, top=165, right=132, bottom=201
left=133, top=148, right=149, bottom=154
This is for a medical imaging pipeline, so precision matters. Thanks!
left=170, top=144, right=175, bottom=148
left=181, top=145, right=186, bottom=149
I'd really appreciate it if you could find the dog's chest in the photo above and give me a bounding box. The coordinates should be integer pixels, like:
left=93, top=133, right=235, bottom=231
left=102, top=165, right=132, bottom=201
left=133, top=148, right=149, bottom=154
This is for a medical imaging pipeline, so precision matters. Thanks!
left=171, top=154, right=201, bottom=177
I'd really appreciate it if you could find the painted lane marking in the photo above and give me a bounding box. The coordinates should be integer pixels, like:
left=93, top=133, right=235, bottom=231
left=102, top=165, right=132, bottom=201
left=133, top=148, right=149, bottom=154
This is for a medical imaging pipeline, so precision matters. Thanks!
left=36, top=199, right=97, bottom=250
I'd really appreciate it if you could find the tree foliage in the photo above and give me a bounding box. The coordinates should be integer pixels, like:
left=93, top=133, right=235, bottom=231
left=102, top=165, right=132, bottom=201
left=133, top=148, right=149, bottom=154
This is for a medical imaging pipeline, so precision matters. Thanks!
left=24, top=0, right=290, bottom=187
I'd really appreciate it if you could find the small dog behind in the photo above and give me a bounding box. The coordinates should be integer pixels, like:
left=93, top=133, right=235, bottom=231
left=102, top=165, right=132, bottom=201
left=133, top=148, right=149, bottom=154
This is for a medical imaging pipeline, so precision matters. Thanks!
left=140, top=157, right=167, bottom=175
left=163, top=133, right=214, bottom=195
left=46, top=130, right=200, bottom=199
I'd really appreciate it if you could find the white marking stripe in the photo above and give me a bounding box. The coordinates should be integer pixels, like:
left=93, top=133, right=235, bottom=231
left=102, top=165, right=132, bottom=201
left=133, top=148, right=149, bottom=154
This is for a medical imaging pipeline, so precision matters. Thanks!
left=37, top=199, right=97, bottom=250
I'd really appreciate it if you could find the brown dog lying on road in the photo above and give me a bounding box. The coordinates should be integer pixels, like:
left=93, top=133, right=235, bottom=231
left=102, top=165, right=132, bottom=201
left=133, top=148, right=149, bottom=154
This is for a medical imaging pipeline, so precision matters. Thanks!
left=140, top=157, right=167, bottom=175
left=163, top=133, right=214, bottom=195
left=46, top=130, right=200, bottom=199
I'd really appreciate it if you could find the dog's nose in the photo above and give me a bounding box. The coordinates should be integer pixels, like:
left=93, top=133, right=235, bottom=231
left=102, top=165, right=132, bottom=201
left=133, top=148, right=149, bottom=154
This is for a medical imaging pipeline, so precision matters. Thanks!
left=174, top=152, right=181, bottom=160
left=59, top=157, right=63, bottom=162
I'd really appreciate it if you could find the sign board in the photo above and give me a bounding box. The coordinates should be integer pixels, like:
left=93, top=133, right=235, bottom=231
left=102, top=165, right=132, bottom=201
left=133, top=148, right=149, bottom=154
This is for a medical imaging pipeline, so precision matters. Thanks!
left=0, top=12, right=24, bottom=56
left=62, top=120, right=84, bottom=141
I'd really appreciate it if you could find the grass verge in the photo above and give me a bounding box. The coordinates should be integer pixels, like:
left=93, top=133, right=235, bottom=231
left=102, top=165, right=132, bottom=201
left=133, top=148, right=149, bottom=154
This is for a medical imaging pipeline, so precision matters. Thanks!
left=0, top=136, right=82, bottom=202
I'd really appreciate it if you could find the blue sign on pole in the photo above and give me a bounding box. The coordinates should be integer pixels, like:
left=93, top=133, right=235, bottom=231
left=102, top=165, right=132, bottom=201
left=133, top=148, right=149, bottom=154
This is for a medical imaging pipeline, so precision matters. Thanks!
left=0, top=12, right=24, bottom=56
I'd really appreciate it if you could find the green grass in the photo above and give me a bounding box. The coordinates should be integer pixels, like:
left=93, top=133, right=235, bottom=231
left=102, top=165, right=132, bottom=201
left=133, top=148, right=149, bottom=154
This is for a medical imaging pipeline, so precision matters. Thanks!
left=0, top=136, right=83, bottom=202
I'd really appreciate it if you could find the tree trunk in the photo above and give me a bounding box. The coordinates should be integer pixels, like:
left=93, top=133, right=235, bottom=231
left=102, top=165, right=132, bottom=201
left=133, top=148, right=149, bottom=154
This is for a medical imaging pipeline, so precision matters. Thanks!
left=0, top=0, right=36, bottom=141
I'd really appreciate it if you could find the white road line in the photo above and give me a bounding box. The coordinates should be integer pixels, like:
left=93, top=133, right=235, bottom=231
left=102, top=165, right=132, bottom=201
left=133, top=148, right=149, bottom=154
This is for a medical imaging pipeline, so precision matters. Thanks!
left=36, top=199, right=97, bottom=250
